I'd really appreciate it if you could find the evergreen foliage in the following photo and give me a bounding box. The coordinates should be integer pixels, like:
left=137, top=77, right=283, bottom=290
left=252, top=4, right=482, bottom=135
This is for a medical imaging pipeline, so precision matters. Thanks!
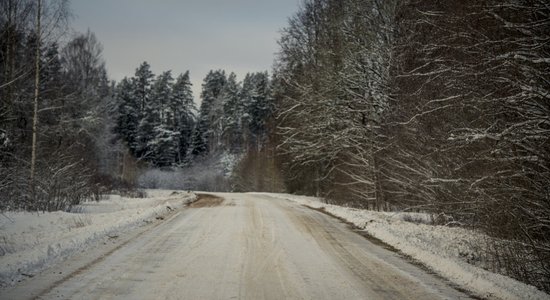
left=191, top=70, right=227, bottom=157
left=114, top=64, right=197, bottom=167
left=171, top=71, right=196, bottom=163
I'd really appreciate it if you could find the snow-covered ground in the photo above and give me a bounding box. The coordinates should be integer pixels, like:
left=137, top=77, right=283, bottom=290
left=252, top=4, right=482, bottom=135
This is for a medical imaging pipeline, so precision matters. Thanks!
left=0, top=190, right=196, bottom=287
left=257, top=193, right=549, bottom=300
left=2, top=190, right=548, bottom=299
left=3, top=193, right=473, bottom=300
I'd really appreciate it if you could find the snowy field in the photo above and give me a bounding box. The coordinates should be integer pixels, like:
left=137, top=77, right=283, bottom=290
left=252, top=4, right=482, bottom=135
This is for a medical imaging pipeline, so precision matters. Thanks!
left=257, top=193, right=549, bottom=300
left=0, top=190, right=196, bottom=287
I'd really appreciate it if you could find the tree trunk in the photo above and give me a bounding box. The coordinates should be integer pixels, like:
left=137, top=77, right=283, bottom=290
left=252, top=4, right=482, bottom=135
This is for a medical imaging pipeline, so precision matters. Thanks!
left=30, top=0, right=41, bottom=203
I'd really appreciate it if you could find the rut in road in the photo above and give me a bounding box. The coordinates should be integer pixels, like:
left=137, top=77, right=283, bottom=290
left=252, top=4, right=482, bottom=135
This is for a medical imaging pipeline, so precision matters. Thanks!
left=2, top=193, right=471, bottom=300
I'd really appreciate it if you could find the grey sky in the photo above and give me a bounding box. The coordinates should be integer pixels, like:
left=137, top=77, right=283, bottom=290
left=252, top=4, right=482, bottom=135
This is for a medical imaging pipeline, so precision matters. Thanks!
left=70, top=0, right=300, bottom=101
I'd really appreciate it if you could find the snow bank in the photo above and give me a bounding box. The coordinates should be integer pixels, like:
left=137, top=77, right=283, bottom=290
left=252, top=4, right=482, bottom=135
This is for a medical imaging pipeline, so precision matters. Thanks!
left=0, top=190, right=195, bottom=287
left=257, top=193, right=549, bottom=300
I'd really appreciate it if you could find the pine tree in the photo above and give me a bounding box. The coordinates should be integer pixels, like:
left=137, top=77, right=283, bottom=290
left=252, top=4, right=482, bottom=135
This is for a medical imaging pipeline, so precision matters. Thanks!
left=114, top=77, right=139, bottom=153
left=151, top=124, right=179, bottom=167
left=171, top=71, right=196, bottom=163
left=149, top=71, right=177, bottom=167
left=220, top=72, right=242, bottom=152
left=241, top=72, right=273, bottom=148
left=190, top=126, right=207, bottom=156
left=133, top=61, right=154, bottom=112
left=151, top=71, right=173, bottom=123
left=191, top=70, right=226, bottom=156
left=239, top=73, right=255, bottom=146
left=133, top=62, right=155, bottom=158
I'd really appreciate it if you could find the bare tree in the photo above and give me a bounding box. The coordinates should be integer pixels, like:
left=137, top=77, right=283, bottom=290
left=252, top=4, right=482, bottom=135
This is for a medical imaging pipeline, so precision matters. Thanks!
left=274, top=0, right=549, bottom=291
left=1, top=0, right=112, bottom=211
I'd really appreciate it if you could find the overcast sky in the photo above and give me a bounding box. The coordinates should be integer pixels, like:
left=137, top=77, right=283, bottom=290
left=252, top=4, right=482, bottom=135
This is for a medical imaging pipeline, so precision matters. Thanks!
left=70, top=0, right=300, bottom=100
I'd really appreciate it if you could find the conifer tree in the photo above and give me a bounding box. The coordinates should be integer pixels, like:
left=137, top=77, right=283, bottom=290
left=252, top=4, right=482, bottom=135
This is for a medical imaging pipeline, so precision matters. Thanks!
left=149, top=71, right=177, bottom=166
left=172, top=71, right=195, bottom=163
left=220, top=72, right=242, bottom=152
left=115, top=77, right=139, bottom=153
left=133, top=62, right=154, bottom=113
left=191, top=70, right=226, bottom=156
left=240, top=72, right=273, bottom=148
left=248, top=72, right=272, bottom=139
left=133, top=62, right=155, bottom=158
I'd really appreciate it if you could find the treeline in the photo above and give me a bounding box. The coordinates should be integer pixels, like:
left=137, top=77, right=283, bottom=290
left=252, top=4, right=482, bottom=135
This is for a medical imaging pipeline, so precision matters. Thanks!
left=0, top=1, right=117, bottom=211
left=114, top=67, right=274, bottom=164
left=0, top=0, right=278, bottom=211
left=273, top=0, right=549, bottom=291
left=114, top=62, right=195, bottom=167
left=189, top=70, right=273, bottom=157
left=114, top=66, right=277, bottom=190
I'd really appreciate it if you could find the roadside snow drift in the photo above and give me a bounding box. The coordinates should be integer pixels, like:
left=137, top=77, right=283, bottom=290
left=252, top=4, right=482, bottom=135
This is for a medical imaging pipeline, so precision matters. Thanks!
left=0, top=190, right=195, bottom=287
left=257, top=193, right=549, bottom=300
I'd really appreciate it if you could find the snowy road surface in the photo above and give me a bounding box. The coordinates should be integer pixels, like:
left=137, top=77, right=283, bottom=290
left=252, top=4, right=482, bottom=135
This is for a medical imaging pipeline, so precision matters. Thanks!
left=2, top=193, right=471, bottom=299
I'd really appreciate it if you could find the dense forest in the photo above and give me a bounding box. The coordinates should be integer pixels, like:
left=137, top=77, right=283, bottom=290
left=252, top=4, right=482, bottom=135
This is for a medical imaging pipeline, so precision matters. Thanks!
left=0, top=0, right=278, bottom=209
left=273, top=0, right=549, bottom=291
left=114, top=65, right=278, bottom=191
left=0, top=0, right=548, bottom=292
left=0, top=0, right=114, bottom=211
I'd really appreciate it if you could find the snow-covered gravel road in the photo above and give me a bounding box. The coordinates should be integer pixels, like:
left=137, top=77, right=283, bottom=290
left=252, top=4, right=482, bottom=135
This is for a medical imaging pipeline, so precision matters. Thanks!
left=2, top=193, right=471, bottom=300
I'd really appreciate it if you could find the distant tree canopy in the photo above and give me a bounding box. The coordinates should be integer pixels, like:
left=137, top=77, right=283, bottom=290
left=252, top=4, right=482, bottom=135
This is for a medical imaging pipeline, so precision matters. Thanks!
left=114, top=63, right=196, bottom=167
left=114, top=66, right=274, bottom=167
left=192, top=70, right=273, bottom=157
